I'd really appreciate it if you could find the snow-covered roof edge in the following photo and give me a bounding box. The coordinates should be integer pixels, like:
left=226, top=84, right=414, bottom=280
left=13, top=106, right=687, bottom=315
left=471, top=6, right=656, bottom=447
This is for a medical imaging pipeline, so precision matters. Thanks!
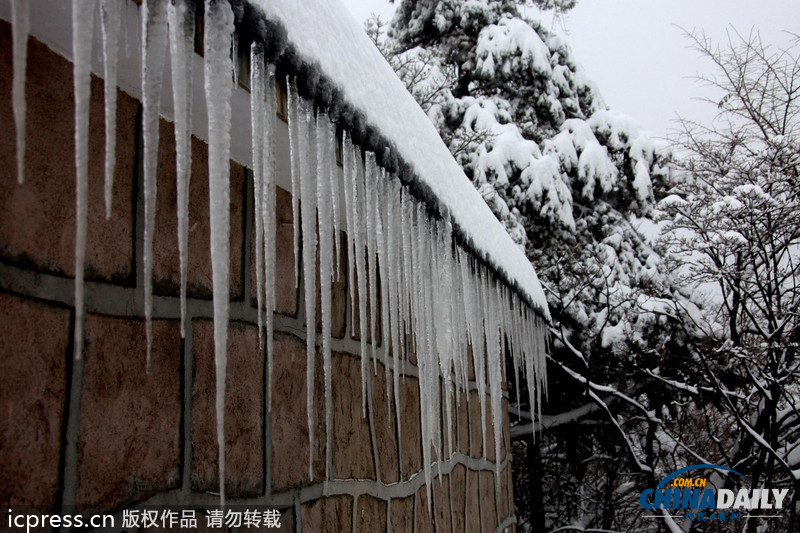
left=231, top=0, right=549, bottom=319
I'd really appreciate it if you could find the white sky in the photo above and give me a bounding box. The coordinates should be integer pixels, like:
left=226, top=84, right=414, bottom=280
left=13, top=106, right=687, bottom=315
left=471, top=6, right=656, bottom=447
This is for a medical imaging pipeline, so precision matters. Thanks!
left=339, top=0, right=800, bottom=140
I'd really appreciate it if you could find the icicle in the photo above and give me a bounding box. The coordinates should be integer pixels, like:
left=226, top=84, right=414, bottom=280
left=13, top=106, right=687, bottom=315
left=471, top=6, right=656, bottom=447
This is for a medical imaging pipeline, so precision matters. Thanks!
left=364, top=153, right=379, bottom=370
left=286, top=79, right=301, bottom=288
left=341, top=133, right=357, bottom=332
left=168, top=0, right=195, bottom=339
left=526, top=314, right=547, bottom=428
left=425, top=223, right=442, bottom=464
left=249, top=49, right=278, bottom=416
left=413, top=206, right=427, bottom=466
left=71, top=0, right=95, bottom=361
left=400, top=190, right=414, bottom=364
left=263, top=65, right=278, bottom=413
left=414, top=204, right=437, bottom=506
left=299, top=99, right=318, bottom=479
left=316, top=112, right=335, bottom=481
left=473, top=267, right=488, bottom=457
left=11, top=0, right=29, bottom=185
left=375, top=171, right=392, bottom=399
left=451, top=248, right=468, bottom=403
left=386, top=179, right=403, bottom=455
left=250, top=42, right=266, bottom=352
left=434, top=218, right=455, bottom=457
left=141, top=0, right=169, bottom=369
left=327, top=126, right=342, bottom=279
left=487, top=282, right=503, bottom=492
left=100, top=0, right=121, bottom=219
left=510, top=295, right=523, bottom=417
left=352, top=146, right=370, bottom=416
left=204, top=0, right=235, bottom=506
left=458, top=248, right=476, bottom=394
left=231, top=31, right=238, bottom=87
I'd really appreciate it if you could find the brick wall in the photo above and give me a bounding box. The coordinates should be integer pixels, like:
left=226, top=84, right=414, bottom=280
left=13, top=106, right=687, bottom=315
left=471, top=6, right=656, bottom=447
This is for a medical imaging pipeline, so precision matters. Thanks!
left=0, top=21, right=516, bottom=532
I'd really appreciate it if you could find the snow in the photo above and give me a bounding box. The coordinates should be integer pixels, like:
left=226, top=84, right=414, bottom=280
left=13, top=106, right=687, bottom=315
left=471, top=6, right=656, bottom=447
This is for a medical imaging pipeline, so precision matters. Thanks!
left=250, top=0, right=549, bottom=317
left=522, top=155, right=575, bottom=230
left=203, top=0, right=236, bottom=506
left=71, top=0, right=95, bottom=361
left=476, top=16, right=552, bottom=78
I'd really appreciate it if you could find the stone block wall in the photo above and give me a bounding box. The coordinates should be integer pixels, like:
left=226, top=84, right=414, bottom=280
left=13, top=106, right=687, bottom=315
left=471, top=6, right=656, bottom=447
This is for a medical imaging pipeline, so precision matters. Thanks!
left=0, top=22, right=516, bottom=532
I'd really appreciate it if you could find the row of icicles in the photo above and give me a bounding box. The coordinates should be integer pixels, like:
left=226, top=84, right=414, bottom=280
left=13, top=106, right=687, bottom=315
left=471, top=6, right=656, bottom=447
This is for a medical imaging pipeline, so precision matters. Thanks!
left=9, top=0, right=547, bottom=506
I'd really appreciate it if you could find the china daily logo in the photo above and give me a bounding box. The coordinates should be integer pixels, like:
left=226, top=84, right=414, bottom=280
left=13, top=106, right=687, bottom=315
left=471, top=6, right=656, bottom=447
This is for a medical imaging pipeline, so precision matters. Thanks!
left=639, top=464, right=791, bottom=523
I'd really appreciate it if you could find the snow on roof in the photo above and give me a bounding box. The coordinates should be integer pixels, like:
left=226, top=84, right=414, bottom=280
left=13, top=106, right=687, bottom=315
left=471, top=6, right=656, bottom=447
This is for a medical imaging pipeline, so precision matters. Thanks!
left=244, top=0, right=549, bottom=318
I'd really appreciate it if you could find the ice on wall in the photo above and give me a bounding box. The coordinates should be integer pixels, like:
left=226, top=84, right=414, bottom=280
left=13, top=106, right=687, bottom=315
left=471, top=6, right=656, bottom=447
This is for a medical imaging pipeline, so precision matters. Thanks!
left=9, top=0, right=552, bottom=507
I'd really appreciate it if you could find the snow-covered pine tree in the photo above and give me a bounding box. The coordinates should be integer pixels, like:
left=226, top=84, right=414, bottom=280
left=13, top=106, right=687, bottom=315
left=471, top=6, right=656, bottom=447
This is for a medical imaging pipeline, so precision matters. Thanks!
left=381, top=2, right=702, bottom=530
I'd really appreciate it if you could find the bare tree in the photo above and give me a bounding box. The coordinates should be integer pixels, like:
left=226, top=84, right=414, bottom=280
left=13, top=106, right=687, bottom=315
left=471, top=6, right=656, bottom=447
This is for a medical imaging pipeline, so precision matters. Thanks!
left=660, top=28, right=800, bottom=532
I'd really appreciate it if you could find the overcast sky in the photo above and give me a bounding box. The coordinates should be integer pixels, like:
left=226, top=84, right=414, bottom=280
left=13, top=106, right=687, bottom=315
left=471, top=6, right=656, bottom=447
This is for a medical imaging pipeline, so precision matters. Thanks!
left=340, top=0, right=800, bottom=140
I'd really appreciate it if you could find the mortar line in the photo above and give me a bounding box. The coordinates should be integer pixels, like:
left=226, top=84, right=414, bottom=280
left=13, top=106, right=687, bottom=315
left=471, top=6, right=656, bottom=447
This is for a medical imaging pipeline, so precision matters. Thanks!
left=122, top=451, right=510, bottom=511
left=0, top=261, right=512, bottom=405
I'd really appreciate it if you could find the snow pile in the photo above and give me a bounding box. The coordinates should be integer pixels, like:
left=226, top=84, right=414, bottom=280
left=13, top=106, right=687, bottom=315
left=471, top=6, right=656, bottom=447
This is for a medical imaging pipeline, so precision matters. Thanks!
left=5, top=0, right=552, bottom=505
left=476, top=16, right=552, bottom=79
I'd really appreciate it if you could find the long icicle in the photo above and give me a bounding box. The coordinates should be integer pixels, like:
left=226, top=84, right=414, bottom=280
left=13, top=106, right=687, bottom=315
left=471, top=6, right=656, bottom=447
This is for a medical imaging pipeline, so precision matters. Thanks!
left=100, top=0, right=121, bottom=219
left=287, top=79, right=302, bottom=289
left=263, top=65, right=277, bottom=412
left=141, top=0, right=168, bottom=369
left=387, top=179, right=404, bottom=459
left=341, top=133, right=356, bottom=335
left=353, top=147, right=370, bottom=416
left=250, top=42, right=266, bottom=352
left=11, top=0, right=29, bottom=185
left=317, top=113, right=334, bottom=482
left=203, top=0, right=235, bottom=506
left=168, top=0, right=195, bottom=338
left=299, top=98, right=319, bottom=479
left=72, top=0, right=95, bottom=361
left=328, top=128, right=341, bottom=280
left=375, top=170, right=391, bottom=400
left=365, top=153, right=379, bottom=371
left=488, top=282, right=503, bottom=493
